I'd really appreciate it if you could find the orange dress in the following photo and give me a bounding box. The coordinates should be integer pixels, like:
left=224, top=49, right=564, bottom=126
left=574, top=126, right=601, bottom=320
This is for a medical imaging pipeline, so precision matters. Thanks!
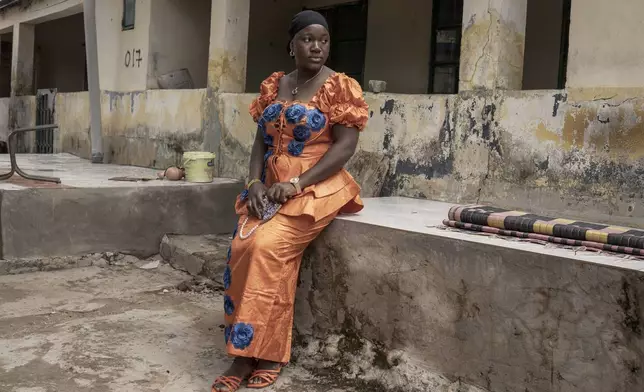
left=223, top=72, right=368, bottom=363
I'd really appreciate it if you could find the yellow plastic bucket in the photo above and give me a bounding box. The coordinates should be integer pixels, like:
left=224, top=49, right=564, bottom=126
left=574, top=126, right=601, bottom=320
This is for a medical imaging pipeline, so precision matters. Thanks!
left=183, top=151, right=216, bottom=183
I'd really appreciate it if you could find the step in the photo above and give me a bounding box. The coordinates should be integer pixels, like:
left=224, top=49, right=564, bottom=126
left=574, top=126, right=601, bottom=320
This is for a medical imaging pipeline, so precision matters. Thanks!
left=0, top=154, right=242, bottom=259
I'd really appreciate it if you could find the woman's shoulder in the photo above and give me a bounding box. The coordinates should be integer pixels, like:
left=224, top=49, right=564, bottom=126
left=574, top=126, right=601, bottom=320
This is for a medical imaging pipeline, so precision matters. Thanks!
left=250, top=72, right=285, bottom=121
left=320, top=72, right=365, bottom=104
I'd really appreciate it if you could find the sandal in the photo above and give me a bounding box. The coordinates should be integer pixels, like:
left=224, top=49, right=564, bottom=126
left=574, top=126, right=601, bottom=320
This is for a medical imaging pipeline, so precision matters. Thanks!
left=247, top=368, right=282, bottom=389
left=211, top=376, right=243, bottom=392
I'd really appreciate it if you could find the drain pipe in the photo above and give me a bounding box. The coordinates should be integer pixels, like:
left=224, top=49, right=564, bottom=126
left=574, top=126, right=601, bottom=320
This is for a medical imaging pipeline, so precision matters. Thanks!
left=83, top=0, right=103, bottom=163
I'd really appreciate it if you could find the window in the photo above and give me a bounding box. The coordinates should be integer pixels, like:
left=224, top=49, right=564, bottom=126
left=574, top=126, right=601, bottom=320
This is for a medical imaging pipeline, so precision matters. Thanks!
left=122, top=0, right=136, bottom=31
left=429, top=0, right=463, bottom=94
left=308, top=1, right=368, bottom=86
left=522, top=0, right=571, bottom=89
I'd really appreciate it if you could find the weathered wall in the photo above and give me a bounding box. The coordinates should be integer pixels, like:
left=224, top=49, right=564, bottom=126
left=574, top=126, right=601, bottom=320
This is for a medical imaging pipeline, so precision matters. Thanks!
left=101, top=89, right=207, bottom=168
left=297, top=218, right=644, bottom=392
left=0, top=97, right=9, bottom=141
left=56, top=91, right=90, bottom=158
left=148, top=0, right=211, bottom=89
left=567, top=0, right=644, bottom=88
left=216, top=87, right=644, bottom=228
left=34, top=12, right=86, bottom=93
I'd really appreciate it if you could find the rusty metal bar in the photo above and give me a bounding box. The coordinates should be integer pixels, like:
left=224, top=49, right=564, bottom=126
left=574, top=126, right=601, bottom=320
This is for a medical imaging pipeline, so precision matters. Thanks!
left=0, top=124, right=61, bottom=184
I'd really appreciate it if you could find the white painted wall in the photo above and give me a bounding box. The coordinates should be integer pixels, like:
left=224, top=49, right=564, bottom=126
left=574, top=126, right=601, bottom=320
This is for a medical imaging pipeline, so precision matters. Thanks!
left=96, top=0, right=152, bottom=91
left=34, top=12, right=86, bottom=92
left=147, top=0, right=211, bottom=89
left=567, top=0, right=644, bottom=88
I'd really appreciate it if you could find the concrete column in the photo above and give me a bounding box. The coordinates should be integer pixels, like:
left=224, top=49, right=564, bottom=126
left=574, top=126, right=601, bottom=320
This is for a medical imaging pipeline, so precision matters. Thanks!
left=459, top=0, right=527, bottom=91
left=208, top=0, right=250, bottom=92
left=11, top=23, right=35, bottom=96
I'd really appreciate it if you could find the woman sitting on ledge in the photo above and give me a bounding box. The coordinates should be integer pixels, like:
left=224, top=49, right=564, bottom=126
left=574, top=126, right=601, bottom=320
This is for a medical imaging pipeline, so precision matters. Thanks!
left=211, top=10, right=368, bottom=392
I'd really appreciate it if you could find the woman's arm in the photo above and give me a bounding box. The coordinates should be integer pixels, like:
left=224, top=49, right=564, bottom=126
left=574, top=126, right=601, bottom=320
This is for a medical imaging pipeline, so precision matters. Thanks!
left=298, top=125, right=359, bottom=188
left=248, top=129, right=267, bottom=181
left=247, top=129, right=268, bottom=217
left=266, top=125, right=359, bottom=203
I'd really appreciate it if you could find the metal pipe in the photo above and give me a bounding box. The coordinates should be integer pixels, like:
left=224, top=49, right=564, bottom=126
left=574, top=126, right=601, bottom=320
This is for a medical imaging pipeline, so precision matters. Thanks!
left=83, top=0, right=103, bottom=163
left=0, top=124, right=61, bottom=184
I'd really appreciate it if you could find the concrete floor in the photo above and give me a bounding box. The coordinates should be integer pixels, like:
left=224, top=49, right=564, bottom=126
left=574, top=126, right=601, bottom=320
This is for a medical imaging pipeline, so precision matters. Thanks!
left=0, top=154, right=237, bottom=189
left=0, top=266, right=358, bottom=392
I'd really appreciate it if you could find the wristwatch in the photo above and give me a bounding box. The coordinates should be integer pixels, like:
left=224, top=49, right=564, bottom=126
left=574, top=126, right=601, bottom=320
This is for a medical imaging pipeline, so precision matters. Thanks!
left=289, top=177, right=302, bottom=194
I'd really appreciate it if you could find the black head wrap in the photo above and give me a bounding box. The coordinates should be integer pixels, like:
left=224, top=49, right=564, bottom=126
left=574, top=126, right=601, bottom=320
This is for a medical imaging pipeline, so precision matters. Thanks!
left=287, top=10, right=329, bottom=54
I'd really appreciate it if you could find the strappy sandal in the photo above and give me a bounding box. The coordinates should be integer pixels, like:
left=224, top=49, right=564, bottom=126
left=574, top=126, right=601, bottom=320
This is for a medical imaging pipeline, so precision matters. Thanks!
left=247, top=368, right=282, bottom=389
left=211, top=376, right=243, bottom=392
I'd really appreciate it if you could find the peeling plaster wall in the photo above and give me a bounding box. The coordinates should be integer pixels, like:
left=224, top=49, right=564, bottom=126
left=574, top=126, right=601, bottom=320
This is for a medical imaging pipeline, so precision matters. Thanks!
left=0, top=97, right=9, bottom=141
left=56, top=91, right=90, bottom=158
left=100, top=89, right=206, bottom=168
left=216, top=88, right=644, bottom=228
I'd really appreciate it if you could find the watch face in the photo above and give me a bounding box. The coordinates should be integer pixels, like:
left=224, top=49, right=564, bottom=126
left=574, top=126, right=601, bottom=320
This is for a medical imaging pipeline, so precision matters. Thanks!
left=290, top=177, right=299, bottom=184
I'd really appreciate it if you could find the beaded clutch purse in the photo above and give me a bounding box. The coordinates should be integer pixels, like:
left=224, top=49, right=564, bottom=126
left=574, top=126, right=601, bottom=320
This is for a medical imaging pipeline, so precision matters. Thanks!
left=239, top=197, right=282, bottom=239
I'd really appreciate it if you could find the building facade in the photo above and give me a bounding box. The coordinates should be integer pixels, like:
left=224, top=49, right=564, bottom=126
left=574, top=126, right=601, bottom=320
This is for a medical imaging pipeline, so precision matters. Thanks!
left=0, top=0, right=642, bottom=227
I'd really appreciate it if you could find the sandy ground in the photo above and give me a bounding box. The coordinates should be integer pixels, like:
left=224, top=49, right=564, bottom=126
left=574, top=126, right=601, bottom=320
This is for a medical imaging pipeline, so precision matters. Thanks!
left=0, top=265, right=356, bottom=392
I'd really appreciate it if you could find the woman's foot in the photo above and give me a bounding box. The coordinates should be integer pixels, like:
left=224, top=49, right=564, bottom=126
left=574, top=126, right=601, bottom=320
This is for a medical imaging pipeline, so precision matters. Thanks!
left=247, top=360, right=283, bottom=388
left=211, top=357, right=255, bottom=392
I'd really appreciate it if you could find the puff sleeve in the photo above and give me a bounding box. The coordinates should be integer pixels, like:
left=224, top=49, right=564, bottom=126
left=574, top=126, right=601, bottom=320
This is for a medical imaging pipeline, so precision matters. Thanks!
left=249, top=72, right=284, bottom=122
left=316, top=73, right=369, bottom=131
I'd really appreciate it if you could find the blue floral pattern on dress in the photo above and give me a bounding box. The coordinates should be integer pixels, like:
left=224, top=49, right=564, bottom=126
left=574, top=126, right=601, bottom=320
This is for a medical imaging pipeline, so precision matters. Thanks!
left=306, top=108, right=326, bottom=131
left=285, top=104, right=307, bottom=124
left=223, top=265, right=231, bottom=290
left=224, top=325, right=232, bottom=344
left=257, top=118, right=266, bottom=133
left=240, top=189, right=248, bottom=202
left=231, top=323, right=255, bottom=350
left=264, top=150, right=273, bottom=162
left=264, top=132, right=274, bottom=147
left=224, top=295, right=235, bottom=316
left=293, top=126, right=311, bottom=142
left=227, top=246, right=232, bottom=262
left=263, top=103, right=283, bottom=122
left=288, top=140, right=305, bottom=156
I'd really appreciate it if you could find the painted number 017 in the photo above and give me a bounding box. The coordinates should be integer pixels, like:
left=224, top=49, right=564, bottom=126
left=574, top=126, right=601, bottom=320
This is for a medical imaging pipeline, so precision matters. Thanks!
left=124, top=49, right=143, bottom=68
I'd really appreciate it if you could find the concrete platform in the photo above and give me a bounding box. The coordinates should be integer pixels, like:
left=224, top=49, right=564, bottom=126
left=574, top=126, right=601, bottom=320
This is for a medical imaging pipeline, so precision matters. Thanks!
left=0, top=154, right=242, bottom=259
left=0, top=265, right=362, bottom=392
left=293, top=197, right=644, bottom=392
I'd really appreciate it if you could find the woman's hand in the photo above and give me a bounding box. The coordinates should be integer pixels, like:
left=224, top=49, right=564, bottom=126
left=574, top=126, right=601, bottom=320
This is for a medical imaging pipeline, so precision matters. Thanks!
left=266, top=182, right=297, bottom=204
left=248, top=182, right=268, bottom=218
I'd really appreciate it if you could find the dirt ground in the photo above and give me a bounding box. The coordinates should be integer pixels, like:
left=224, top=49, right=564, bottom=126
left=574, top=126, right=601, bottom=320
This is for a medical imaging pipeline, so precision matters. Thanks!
left=0, top=265, right=357, bottom=392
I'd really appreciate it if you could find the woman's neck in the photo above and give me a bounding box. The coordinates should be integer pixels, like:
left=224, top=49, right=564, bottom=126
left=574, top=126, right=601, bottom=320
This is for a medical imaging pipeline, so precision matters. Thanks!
left=296, top=66, right=323, bottom=83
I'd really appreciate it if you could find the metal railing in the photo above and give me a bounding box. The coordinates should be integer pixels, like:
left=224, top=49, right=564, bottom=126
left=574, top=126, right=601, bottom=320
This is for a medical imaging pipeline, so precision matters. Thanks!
left=0, top=124, right=61, bottom=184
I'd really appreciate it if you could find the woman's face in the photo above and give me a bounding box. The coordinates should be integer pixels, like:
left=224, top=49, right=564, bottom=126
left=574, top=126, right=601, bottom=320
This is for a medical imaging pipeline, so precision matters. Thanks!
left=291, top=24, right=330, bottom=72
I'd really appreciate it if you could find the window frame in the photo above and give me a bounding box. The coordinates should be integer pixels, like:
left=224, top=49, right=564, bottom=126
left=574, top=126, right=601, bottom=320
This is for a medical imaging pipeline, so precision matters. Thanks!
left=122, top=0, right=136, bottom=31
left=428, top=0, right=464, bottom=94
left=557, top=0, right=572, bottom=89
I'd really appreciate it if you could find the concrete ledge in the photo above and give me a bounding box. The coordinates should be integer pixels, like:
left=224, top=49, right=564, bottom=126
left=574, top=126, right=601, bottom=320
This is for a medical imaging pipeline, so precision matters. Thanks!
left=296, top=197, right=644, bottom=392
left=1, top=182, right=242, bottom=259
